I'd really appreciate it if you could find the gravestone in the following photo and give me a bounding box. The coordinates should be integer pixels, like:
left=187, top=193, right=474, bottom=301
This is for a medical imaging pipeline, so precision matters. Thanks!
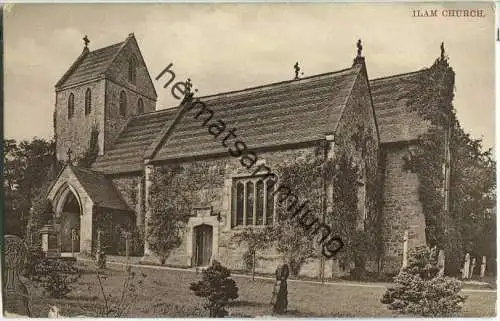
left=3, top=235, right=31, bottom=316
left=462, top=253, right=470, bottom=280
left=401, top=230, right=409, bottom=270
left=271, top=264, right=289, bottom=314
left=96, top=230, right=106, bottom=269
left=124, top=231, right=131, bottom=265
left=40, top=224, right=59, bottom=258
left=480, top=256, right=487, bottom=278
left=470, top=257, right=476, bottom=278
left=437, top=250, right=445, bottom=276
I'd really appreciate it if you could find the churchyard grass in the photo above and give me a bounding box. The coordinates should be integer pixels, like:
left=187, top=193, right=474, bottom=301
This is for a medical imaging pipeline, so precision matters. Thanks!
left=25, top=261, right=496, bottom=317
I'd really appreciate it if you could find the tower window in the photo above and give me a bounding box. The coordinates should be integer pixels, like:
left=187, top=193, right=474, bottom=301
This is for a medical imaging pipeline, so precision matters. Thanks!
left=119, top=91, right=127, bottom=116
left=128, top=55, right=137, bottom=85
left=85, top=88, right=92, bottom=115
left=68, top=93, right=74, bottom=119
left=137, top=98, right=144, bottom=114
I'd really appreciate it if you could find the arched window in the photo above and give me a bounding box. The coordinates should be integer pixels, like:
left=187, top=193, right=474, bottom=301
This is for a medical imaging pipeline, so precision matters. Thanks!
left=235, top=182, right=244, bottom=226
left=128, top=55, right=137, bottom=84
left=256, top=180, right=264, bottom=225
left=265, top=178, right=275, bottom=225
left=246, top=181, right=254, bottom=225
left=119, top=91, right=127, bottom=116
left=67, top=93, right=74, bottom=119
left=137, top=98, right=144, bottom=114
left=84, top=88, right=92, bottom=115
left=232, top=176, right=276, bottom=228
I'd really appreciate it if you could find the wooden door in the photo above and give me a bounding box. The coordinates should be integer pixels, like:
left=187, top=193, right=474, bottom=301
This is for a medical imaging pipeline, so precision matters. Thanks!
left=194, top=225, right=213, bottom=266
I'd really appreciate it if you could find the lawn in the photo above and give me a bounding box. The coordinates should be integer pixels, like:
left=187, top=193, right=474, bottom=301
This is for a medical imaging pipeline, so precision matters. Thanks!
left=25, top=261, right=497, bottom=317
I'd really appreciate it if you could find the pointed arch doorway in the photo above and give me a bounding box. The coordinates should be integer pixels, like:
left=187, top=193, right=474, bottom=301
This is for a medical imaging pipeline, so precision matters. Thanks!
left=59, top=190, right=81, bottom=253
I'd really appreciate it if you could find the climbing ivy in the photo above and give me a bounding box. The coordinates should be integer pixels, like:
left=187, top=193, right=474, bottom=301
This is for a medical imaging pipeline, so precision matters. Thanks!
left=270, top=135, right=382, bottom=277
left=77, top=124, right=100, bottom=168
left=402, top=52, right=496, bottom=275
left=147, top=161, right=223, bottom=264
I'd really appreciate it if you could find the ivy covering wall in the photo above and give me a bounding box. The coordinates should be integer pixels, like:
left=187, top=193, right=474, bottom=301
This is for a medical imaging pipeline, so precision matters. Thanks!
left=402, top=52, right=496, bottom=275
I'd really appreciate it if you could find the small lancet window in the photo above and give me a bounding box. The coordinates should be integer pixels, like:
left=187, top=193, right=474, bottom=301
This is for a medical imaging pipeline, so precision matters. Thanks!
left=119, top=91, right=127, bottom=116
left=84, top=88, right=92, bottom=115
left=137, top=98, right=144, bottom=114
left=68, top=93, right=75, bottom=119
left=128, top=55, right=137, bottom=84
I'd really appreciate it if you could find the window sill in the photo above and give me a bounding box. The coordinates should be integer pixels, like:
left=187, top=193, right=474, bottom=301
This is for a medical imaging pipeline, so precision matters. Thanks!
left=229, top=224, right=272, bottom=231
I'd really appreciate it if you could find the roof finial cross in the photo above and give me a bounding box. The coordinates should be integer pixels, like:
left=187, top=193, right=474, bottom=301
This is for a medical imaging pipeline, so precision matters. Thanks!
left=83, top=35, right=90, bottom=48
left=356, top=39, right=363, bottom=57
left=66, top=148, right=73, bottom=164
left=294, top=62, right=300, bottom=80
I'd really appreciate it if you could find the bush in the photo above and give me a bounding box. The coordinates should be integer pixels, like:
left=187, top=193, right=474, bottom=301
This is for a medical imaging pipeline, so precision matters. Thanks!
left=32, top=258, right=82, bottom=298
left=189, top=260, right=239, bottom=317
left=381, top=246, right=466, bottom=317
left=117, top=229, right=144, bottom=256
left=23, top=246, right=45, bottom=280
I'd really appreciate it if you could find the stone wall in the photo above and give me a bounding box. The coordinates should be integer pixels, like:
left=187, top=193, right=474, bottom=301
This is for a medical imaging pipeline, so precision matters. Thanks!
left=334, top=63, right=380, bottom=228
left=151, top=146, right=341, bottom=277
left=380, top=144, right=427, bottom=273
left=106, top=36, right=157, bottom=102
left=55, top=80, right=106, bottom=161
left=47, top=167, right=95, bottom=253
left=111, top=175, right=143, bottom=228
left=55, top=35, right=156, bottom=162
left=104, top=80, right=155, bottom=152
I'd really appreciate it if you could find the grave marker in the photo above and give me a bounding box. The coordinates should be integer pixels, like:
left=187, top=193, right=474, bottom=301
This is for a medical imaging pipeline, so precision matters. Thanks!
left=3, top=235, right=31, bottom=316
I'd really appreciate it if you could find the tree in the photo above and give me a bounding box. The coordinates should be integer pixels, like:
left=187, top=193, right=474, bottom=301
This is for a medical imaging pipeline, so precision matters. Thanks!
left=147, top=166, right=191, bottom=264
left=402, top=53, right=496, bottom=275
left=3, top=138, right=61, bottom=237
left=232, top=226, right=274, bottom=280
left=190, top=260, right=239, bottom=317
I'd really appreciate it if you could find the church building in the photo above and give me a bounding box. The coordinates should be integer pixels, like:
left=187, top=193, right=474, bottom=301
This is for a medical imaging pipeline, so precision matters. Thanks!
left=46, top=33, right=451, bottom=276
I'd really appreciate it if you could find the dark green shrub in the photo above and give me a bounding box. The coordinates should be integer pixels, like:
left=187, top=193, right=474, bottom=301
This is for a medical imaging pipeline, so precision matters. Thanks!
left=23, top=246, right=45, bottom=280
left=32, top=258, right=82, bottom=298
left=190, top=260, right=239, bottom=317
left=381, top=246, right=466, bottom=316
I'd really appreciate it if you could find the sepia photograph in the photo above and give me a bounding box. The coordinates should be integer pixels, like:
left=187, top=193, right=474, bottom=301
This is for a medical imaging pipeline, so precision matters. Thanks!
left=2, top=2, right=497, bottom=318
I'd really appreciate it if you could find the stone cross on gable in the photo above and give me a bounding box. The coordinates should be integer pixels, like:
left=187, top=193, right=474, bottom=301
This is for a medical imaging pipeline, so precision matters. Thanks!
left=294, top=62, right=300, bottom=80
left=356, top=39, right=363, bottom=57
left=83, top=35, right=90, bottom=48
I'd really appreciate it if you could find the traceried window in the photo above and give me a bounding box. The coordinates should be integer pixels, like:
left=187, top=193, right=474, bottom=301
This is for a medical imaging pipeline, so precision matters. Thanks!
left=128, top=55, right=137, bottom=84
left=67, top=93, right=75, bottom=119
left=84, top=88, right=92, bottom=115
left=231, top=176, right=276, bottom=228
left=137, top=98, right=144, bottom=114
left=119, top=91, right=127, bottom=116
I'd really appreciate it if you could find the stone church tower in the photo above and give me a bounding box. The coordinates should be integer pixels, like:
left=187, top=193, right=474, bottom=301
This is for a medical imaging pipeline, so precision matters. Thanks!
left=54, top=33, right=157, bottom=162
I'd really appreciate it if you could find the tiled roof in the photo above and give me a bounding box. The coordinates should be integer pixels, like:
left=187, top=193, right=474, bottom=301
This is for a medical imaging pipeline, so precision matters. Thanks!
left=70, top=166, right=131, bottom=211
left=56, top=42, right=123, bottom=89
left=370, top=69, right=431, bottom=144
left=152, top=65, right=362, bottom=161
left=92, top=108, right=179, bottom=174
left=91, top=64, right=434, bottom=174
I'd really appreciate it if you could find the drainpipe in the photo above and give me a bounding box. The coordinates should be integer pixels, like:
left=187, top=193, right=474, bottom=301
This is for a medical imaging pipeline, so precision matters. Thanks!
left=322, top=134, right=336, bottom=283
left=143, top=160, right=154, bottom=257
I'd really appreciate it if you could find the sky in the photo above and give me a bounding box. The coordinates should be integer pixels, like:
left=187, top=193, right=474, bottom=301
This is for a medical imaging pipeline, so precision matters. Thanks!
left=4, top=3, right=495, bottom=150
